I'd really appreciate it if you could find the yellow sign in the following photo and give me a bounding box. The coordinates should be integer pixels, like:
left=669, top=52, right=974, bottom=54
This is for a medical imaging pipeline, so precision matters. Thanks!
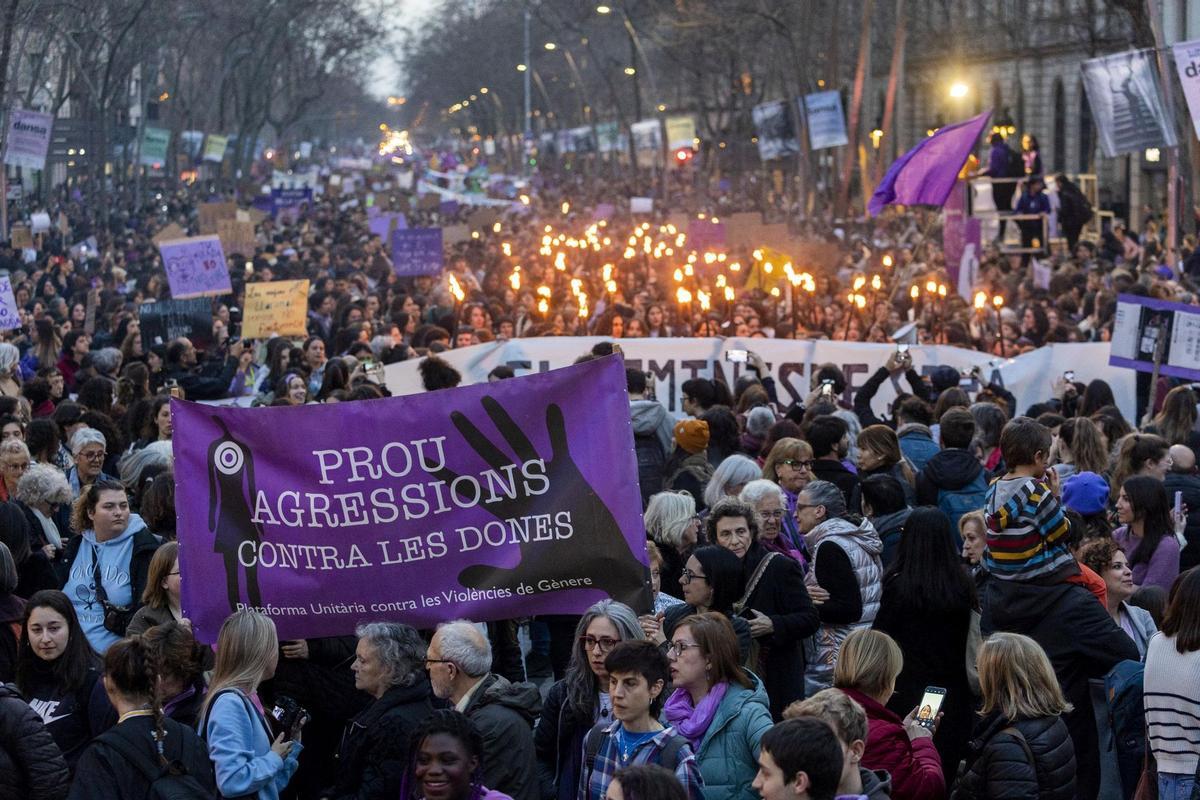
left=242, top=279, right=310, bottom=338
left=665, top=116, right=696, bottom=150
left=10, top=225, right=32, bottom=250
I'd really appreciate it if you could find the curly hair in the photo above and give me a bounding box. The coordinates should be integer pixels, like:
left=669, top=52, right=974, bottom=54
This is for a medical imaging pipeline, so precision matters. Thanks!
left=355, top=621, right=427, bottom=688
left=403, top=710, right=487, bottom=800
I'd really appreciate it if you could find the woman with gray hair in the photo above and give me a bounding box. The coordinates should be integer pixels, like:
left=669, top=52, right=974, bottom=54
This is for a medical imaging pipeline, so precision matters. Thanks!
left=794, top=479, right=884, bottom=695
left=643, top=491, right=700, bottom=601
left=116, top=440, right=173, bottom=509
left=15, top=462, right=73, bottom=572
left=701, top=454, right=761, bottom=511
left=324, top=621, right=433, bottom=800
left=535, top=600, right=643, bottom=800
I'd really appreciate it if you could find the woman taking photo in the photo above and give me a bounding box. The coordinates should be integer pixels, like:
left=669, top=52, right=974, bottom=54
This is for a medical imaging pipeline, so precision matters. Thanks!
left=1113, top=475, right=1182, bottom=592
left=70, top=635, right=216, bottom=797
left=15, top=590, right=112, bottom=770
left=872, top=508, right=976, bottom=783
left=63, top=479, right=159, bottom=651
left=833, top=629, right=944, bottom=800
left=705, top=497, right=818, bottom=718
left=126, top=542, right=182, bottom=636
left=856, top=426, right=916, bottom=506
left=953, top=632, right=1076, bottom=800
left=535, top=600, right=644, bottom=800
left=201, top=609, right=302, bottom=800
left=1077, top=538, right=1157, bottom=658
left=663, top=613, right=771, bottom=800
left=408, top=710, right=514, bottom=800
left=1051, top=417, right=1108, bottom=479
left=1145, top=567, right=1200, bottom=799
left=643, top=492, right=701, bottom=601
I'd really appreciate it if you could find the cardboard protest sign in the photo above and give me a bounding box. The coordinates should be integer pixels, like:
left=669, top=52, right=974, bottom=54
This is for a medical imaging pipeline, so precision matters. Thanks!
left=10, top=225, right=33, bottom=250
left=173, top=355, right=652, bottom=642
left=152, top=223, right=187, bottom=246
left=159, top=235, right=232, bottom=299
left=418, top=193, right=442, bottom=211
left=443, top=224, right=471, bottom=245
left=390, top=228, right=444, bottom=277
left=242, top=279, right=310, bottom=338
left=198, top=202, right=238, bottom=234
left=4, top=109, right=53, bottom=170
left=0, top=277, right=21, bottom=330
left=467, top=207, right=502, bottom=231
left=30, top=212, right=51, bottom=234
left=139, top=298, right=214, bottom=350
left=630, top=197, right=654, bottom=213
left=56, top=213, right=69, bottom=236
left=217, top=218, right=258, bottom=257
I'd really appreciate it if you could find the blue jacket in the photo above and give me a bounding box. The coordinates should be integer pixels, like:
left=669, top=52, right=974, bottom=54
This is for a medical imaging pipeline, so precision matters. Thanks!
left=203, top=688, right=302, bottom=800
left=692, top=677, right=773, bottom=800
left=897, top=425, right=939, bottom=473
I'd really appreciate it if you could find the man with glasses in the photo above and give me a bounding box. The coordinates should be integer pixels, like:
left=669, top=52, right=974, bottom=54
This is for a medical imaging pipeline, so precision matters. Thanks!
left=66, top=427, right=111, bottom=498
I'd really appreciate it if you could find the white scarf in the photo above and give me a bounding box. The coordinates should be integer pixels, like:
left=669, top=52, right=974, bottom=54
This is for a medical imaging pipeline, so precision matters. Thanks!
left=31, top=507, right=61, bottom=549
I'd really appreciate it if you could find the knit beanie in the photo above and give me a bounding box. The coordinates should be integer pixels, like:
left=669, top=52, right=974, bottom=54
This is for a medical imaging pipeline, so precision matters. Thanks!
left=674, top=419, right=710, bottom=454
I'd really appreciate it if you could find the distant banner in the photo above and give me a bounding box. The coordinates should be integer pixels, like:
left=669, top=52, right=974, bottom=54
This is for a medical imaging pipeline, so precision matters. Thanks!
left=687, top=219, right=726, bottom=251
left=415, top=179, right=517, bottom=209
left=203, top=134, right=229, bottom=163
left=1110, top=293, right=1200, bottom=381
left=570, top=126, right=597, bottom=154
left=596, top=122, right=623, bottom=153
left=173, top=355, right=651, bottom=642
left=0, top=277, right=20, bottom=330
left=1081, top=49, right=1176, bottom=158
left=803, top=91, right=849, bottom=150
left=752, top=101, right=800, bottom=161
left=3, top=108, right=53, bottom=171
left=665, top=116, right=696, bottom=151
left=631, top=119, right=662, bottom=152
left=242, top=279, right=310, bottom=338
left=391, top=227, right=444, bottom=277
left=139, top=298, right=214, bottom=351
left=159, top=235, right=232, bottom=299
left=384, top=338, right=1136, bottom=423
left=1173, top=39, right=1200, bottom=141
left=271, top=188, right=313, bottom=219
left=140, top=126, right=171, bottom=166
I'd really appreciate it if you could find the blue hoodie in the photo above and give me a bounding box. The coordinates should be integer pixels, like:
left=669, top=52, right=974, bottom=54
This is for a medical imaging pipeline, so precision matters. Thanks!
left=62, top=514, right=148, bottom=652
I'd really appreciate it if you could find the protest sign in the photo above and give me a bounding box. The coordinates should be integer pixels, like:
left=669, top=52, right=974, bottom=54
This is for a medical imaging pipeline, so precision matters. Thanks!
left=242, top=279, right=310, bottom=338
left=391, top=227, right=445, bottom=276
left=368, top=212, right=407, bottom=241
left=631, top=119, right=662, bottom=151
left=630, top=197, right=654, bottom=213
left=202, top=134, right=229, bottom=163
left=1081, top=49, right=1176, bottom=157
left=1109, top=293, right=1200, bottom=381
left=467, top=207, right=502, bottom=231
left=687, top=219, right=726, bottom=251
left=10, top=225, right=32, bottom=250
left=752, top=101, right=800, bottom=160
left=1174, top=39, right=1200, bottom=140
left=173, top=355, right=652, bottom=642
left=396, top=171, right=415, bottom=190
left=139, top=126, right=171, bottom=166
left=665, top=116, right=696, bottom=151
left=725, top=212, right=763, bottom=247
left=139, top=298, right=214, bottom=351
left=159, top=235, right=232, bottom=299
left=596, top=122, right=622, bottom=153
left=3, top=108, right=53, bottom=170
left=198, top=201, right=238, bottom=234
left=418, top=193, right=442, bottom=211
left=0, top=277, right=20, bottom=330
left=299, top=141, right=313, bottom=159
left=217, top=218, right=257, bottom=257
left=57, top=213, right=69, bottom=236
left=152, top=223, right=186, bottom=246
left=270, top=188, right=313, bottom=219
left=30, top=212, right=50, bottom=234
left=802, top=91, right=849, bottom=150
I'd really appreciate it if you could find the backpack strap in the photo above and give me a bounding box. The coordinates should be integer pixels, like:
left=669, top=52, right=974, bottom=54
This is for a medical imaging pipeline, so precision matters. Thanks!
left=734, top=552, right=778, bottom=614
left=582, top=721, right=612, bottom=796
left=1001, top=726, right=1039, bottom=791
left=97, top=723, right=169, bottom=784
left=658, top=733, right=689, bottom=771
left=201, top=688, right=269, bottom=742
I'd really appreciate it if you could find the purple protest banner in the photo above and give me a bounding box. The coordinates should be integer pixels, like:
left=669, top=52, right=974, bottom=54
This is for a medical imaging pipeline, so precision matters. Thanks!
left=271, top=187, right=313, bottom=218
left=593, top=203, right=615, bottom=221
left=172, top=355, right=652, bottom=643
left=687, top=219, right=727, bottom=251
left=391, top=227, right=444, bottom=277
left=368, top=212, right=407, bottom=240
left=158, top=235, right=232, bottom=299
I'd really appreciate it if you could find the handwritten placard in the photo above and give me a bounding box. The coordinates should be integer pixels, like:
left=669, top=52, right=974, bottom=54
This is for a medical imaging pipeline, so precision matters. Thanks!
left=390, top=227, right=444, bottom=277
left=159, top=235, right=232, bottom=299
left=216, top=218, right=257, bottom=257
left=242, top=279, right=310, bottom=338
left=198, top=201, right=238, bottom=234
left=0, top=277, right=21, bottom=330
left=10, top=225, right=32, bottom=250
left=368, top=212, right=406, bottom=241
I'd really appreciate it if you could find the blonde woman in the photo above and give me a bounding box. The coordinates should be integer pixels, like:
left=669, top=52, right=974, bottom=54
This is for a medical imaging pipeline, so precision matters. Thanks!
left=644, top=491, right=701, bottom=601
left=952, top=633, right=1076, bottom=800
left=200, top=610, right=302, bottom=800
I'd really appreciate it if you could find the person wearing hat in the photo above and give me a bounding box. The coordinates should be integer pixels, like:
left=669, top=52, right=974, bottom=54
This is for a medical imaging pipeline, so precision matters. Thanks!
left=664, top=419, right=714, bottom=510
left=66, top=427, right=113, bottom=499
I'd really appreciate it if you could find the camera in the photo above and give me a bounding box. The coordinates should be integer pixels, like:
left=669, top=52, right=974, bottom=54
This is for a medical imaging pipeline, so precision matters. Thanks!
left=269, top=695, right=309, bottom=739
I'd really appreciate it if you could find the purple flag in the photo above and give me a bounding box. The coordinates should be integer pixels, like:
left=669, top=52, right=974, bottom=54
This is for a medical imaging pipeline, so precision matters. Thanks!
left=172, top=355, right=652, bottom=643
left=868, top=111, right=991, bottom=216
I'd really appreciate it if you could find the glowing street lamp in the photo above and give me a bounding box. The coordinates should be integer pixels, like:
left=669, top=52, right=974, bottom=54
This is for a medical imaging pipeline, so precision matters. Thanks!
left=949, top=82, right=969, bottom=99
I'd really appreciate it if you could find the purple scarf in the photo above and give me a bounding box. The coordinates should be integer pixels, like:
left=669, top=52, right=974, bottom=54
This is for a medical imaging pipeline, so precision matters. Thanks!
left=662, top=682, right=729, bottom=749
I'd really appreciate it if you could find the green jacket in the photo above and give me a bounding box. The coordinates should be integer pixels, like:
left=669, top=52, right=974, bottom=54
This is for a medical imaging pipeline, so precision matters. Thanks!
left=694, top=676, right=773, bottom=800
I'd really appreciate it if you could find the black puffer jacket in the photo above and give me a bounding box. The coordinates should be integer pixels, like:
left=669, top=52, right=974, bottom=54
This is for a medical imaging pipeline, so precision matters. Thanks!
left=952, top=713, right=1076, bottom=800
left=463, top=673, right=543, bottom=800
left=0, top=683, right=69, bottom=800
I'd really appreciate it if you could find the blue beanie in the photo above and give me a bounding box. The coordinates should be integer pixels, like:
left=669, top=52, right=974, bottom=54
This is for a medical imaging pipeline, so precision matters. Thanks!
left=1063, top=471, right=1109, bottom=515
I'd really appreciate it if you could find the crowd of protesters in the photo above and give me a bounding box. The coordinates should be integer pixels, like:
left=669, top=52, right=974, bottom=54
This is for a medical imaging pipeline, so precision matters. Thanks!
left=0, top=133, right=1198, bottom=800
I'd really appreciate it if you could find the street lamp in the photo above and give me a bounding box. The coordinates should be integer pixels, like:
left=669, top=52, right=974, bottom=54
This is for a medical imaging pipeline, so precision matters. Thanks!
left=544, top=42, right=556, bottom=50
left=596, top=4, right=611, bottom=12
left=624, top=67, right=636, bottom=76
left=949, top=82, right=969, bottom=99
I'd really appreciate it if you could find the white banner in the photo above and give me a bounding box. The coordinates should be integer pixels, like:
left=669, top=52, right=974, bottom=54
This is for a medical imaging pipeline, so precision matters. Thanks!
left=802, top=91, right=849, bottom=150
left=3, top=108, right=53, bottom=171
left=384, top=338, right=1135, bottom=422
left=1081, top=49, right=1177, bottom=158
left=416, top=179, right=519, bottom=209
left=1173, top=39, right=1200, bottom=141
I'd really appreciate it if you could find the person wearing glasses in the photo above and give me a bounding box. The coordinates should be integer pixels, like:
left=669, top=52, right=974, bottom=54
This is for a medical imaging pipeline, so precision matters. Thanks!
left=659, top=546, right=751, bottom=663
left=64, top=428, right=113, bottom=499
left=125, top=541, right=181, bottom=636
left=534, top=600, right=644, bottom=800
left=663, top=612, right=772, bottom=800
left=0, top=438, right=29, bottom=502
left=62, top=479, right=159, bottom=652
left=761, top=438, right=815, bottom=561
left=711, top=496, right=819, bottom=719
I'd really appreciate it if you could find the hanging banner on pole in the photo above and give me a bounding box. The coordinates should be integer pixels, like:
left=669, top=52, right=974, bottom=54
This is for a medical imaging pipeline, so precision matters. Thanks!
left=1080, top=49, right=1177, bottom=158
left=665, top=116, right=696, bottom=151
left=3, top=108, right=54, bottom=170
left=1173, top=39, right=1200, bottom=141
left=802, top=91, right=849, bottom=150
left=1109, top=293, right=1200, bottom=381
left=752, top=101, right=800, bottom=161
left=203, top=134, right=229, bottom=163
left=631, top=119, right=663, bottom=151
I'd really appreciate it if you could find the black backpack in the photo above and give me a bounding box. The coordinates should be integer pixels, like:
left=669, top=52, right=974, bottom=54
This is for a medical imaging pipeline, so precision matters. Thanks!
left=634, top=431, right=666, bottom=508
left=97, top=723, right=215, bottom=800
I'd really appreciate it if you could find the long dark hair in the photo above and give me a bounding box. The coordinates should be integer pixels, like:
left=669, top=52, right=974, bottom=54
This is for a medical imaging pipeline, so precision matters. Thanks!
left=614, top=765, right=689, bottom=800
left=692, top=545, right=745, bottom=615
left=1123, top=475, right=1173, bottom=569
left=1080, top=380, right=1117, bottom=418
left=1163, top=568, right=1200, bottom=653
left=16, top=590, right=98, bottom=696
left=402, top=709, right=487, bottom=800
left=884, top=508, right=976, bottom=612
left=105, top=635, right=169, bottom=764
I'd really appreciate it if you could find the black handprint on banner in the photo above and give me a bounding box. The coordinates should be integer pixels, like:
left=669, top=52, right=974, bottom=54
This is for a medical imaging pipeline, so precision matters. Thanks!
left=437, top=396, right=651, bottom=613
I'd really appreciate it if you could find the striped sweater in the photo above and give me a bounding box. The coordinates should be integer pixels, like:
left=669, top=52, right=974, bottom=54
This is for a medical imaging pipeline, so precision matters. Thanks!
left=1144, top=632, right=1200, bottom=775
left=983, top=476, right=1073, bottom=581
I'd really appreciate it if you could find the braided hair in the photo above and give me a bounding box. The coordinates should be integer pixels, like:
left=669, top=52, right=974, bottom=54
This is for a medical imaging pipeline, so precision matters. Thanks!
left=402, top=709, right=486, bottom=800
left=104, top=636, right=168, bottom=765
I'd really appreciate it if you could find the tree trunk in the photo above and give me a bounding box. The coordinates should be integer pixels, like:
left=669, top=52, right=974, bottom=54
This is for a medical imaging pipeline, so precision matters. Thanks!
left=877, top=0, right=906, bottom=186
left=836, top=0, right=873, bottom=217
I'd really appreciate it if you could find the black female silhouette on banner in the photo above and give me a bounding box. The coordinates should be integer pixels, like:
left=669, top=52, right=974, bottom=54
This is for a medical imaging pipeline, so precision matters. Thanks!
left=207, top=416, right=263, bottom=613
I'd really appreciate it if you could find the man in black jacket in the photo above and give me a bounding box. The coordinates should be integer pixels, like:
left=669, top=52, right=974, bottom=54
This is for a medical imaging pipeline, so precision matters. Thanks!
left=428, top=620, right=542, bottom=800
left=1164, top=444, right=1200, bottom=570
left=161, top=337, right=242, bottom=401
left=852, top=351, right=931, bottom=429
left=806, top=415, right=858, bottom=509
left=915, top=408, right=985, bottom=506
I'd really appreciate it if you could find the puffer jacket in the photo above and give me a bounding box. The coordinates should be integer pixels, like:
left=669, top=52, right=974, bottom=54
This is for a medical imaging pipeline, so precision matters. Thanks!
left=840, top=687, right=944, bottom=800
left=0, top=683, right=69, bottom=800
left=692, top=675, right=774, bottom=800
left=952, top=712, right=1076, bottom=800
left=462, top=673, right=543, bottom=800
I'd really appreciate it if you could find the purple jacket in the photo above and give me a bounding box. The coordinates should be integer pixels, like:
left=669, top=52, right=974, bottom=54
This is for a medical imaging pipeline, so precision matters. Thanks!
left=1114, top=526, right=1181, bottom=592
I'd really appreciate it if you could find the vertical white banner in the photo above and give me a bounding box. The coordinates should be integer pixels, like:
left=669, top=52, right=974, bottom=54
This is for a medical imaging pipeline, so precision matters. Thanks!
left=1173, top=40, right=1200, bottom=140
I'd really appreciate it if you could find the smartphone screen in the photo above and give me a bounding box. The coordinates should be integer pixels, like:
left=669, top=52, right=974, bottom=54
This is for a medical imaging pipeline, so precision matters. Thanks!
left=726, top=349, right=748, bottom=363
left=916, top=686, right=946, bottom=729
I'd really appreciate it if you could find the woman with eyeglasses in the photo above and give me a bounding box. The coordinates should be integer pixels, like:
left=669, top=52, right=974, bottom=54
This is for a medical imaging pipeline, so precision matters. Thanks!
left=707, top=496, right=818, bottom=719
left=125, top=541, right=181, bottom=636
left=535, top=600, right=644, bottom=800
left=663, top=612, right=772, bottom=800
left=658, top=546, right=751, bottom=663
left=761, top=439, right=814, bottom=560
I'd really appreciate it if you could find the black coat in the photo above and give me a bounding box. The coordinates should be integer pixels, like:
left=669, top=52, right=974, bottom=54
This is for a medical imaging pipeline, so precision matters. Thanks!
left=740, top=545, right=819, bottom=719
left=462, top=673, right=543, bottom=800
left=534, top=678, right=593, bottom=800
left=326, top=679, right=434, bottom=800
left=66, top=716, right=215, bottom=800
left=981, top=580, right=1137, bottom=800
left=1164, top=472, right=1200, bottom=570
left=952, top=713, right=1077, bottom=800
left=0, top=683, right=69, bottom=800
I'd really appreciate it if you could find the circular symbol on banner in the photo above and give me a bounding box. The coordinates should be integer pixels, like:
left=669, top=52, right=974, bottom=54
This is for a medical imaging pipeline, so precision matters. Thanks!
left=214, top=442, right=244, bottom=475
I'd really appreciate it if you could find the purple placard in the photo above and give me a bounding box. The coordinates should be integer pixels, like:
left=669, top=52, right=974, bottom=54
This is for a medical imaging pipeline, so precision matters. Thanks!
left=439, top=199, right=460, bottom=216
left=687, top=219, right=727, bottom=251
left=172, top=355, right=652, bottom=642
left=593, top=203, right=616, bottom=221
left=368, top=212, right=407, bottom=240
left=270, top=187, right=313, bottom=216
left=159, top=235, right=232, bottom=299
left=391, top=227, right=444, bottom=277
